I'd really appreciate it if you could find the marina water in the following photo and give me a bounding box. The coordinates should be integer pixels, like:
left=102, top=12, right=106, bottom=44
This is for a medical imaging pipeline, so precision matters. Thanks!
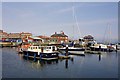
left=2, top=47, right=118, bottom=78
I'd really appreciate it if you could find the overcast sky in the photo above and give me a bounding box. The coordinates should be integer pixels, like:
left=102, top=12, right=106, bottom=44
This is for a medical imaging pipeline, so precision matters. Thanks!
left=2, top=2, right=118, bottom=42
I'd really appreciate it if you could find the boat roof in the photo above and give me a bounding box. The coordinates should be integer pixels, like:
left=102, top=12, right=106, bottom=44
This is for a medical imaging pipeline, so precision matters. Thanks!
left=29, top=45, right=55, bottom=47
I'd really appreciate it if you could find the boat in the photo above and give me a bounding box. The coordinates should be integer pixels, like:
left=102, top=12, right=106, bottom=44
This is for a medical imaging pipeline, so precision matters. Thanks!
left=58, top=44, right=85, bottom=55
left=117, top=43, right=120, bottom=50
left=20, top=45, right=59, bottom=60
left=90, top=43, right=114, bottom=52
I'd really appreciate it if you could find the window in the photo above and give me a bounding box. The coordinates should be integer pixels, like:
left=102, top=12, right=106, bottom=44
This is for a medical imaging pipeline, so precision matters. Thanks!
left=33, top=47, right=35, bottom=49
left=39, top=47, right=41, bottom=49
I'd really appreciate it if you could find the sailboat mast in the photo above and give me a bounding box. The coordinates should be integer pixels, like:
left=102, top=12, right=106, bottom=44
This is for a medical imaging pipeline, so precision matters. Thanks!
left=72, top=6, right=75, bottom=40
left=72, top=6, right=81, bottom=39
left=109, top=24, right=111, bottom=45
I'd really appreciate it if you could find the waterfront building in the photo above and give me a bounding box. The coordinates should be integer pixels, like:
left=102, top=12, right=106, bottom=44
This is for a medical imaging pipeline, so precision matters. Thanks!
left=8, top=33, right=21, bottom=42
left=0, top=30, right=9, bottom=41
left=23, top=36, right=44, bottom=43
left=51, top=31, right=68, bottom=44
left=49, top=37, right=58, bottom=44
left=79, top=35, right=95, bottom=47
left=83, top=35, right=94, bottom=41
left=37, top=35, right=51, bottom=43
left=0, top=30, right=32, bottom=42
left=20, top=32, right=32, bottom=39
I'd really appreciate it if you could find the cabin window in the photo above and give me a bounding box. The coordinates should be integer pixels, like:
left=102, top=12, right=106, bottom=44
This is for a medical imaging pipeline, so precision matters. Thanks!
left=36, top=47, right=37, bottom=49
left=43, top=47, right=46, bottom=49
left=33, top=47, right=35, bottom=49
left=52, top=46, right=55, bottom=51
left=39, top=47, right=41, bottom=49
left=31, top=47, right=32, bottom=49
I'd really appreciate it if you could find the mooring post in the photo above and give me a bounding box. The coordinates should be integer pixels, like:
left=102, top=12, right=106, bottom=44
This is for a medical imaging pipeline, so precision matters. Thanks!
left=99, top=45, right=101, bottom=52
left=99, top=54, right=101, bottom=61
left=65, top=59, right=68, bottom=69
left=34, top=53, right=36, bottom=61
left=39, top=53, right=42, bottom=60
left=66, top=45, right=68, bottom=56
left=116, top=45, right=118, bottom=52
left=27, top=52, right=29, bottom=57
left=27, top=52, right=29, bottom=60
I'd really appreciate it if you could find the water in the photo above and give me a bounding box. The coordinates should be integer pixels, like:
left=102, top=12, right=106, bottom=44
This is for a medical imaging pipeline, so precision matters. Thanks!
left=2, top=47, right=118, bottom=78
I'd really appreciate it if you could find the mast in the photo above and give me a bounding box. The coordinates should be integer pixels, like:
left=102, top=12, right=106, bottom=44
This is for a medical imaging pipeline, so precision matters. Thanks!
left=72, top=6, right=81, bottom=39
left=103, top=23, right=111, bottom=45
left=109, top=23, right=111, bottom=45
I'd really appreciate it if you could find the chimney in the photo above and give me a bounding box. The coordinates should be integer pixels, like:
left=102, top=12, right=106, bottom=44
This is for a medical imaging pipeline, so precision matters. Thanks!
left=61, top=31, right=64, bottom=34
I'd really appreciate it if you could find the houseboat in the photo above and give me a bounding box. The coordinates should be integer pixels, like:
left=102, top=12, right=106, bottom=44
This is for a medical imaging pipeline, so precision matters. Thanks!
left=19, top=45, right=59, bottom=60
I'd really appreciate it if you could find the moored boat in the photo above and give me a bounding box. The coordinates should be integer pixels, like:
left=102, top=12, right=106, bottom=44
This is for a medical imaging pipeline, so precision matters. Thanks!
left=58, top=45, right=85, bottom=55
left=90, top=43, right=115, bottom=52
left=20, top=45, right=59, bottom=60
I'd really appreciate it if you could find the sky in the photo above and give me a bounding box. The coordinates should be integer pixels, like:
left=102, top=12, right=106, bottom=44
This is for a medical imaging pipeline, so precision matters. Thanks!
left=2, top=2, right=118, bottom=42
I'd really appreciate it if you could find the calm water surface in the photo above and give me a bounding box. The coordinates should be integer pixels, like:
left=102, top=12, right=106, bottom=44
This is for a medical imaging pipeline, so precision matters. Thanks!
left=2, top=47, right=118, bottom=78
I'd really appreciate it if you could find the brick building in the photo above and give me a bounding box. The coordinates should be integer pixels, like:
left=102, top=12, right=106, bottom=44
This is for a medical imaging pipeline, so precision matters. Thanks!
left=20, top=32, right=32, bottom=39
left=37, top=35, right=51, bottom=43
left=51, top=31, right=68, bottom=43
left=0, top=30, right=9, bottom=41
left=0, top=30, right=32, bottom=42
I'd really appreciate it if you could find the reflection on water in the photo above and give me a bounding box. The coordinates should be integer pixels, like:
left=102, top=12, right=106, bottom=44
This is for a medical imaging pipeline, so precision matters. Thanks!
left=2, top=48, right=118, bottom=78
left=65, top=59, right=68, bottom=69
left=98, top=54, right=101, bottom=61
left=17, top=53, right=75, bottom=69
left=17, top=51, right=118, bottom=70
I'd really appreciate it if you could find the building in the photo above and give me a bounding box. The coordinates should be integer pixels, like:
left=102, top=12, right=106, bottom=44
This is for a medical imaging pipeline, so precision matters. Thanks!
left=37, top=35, right=51, bottom=43
left=51, top=31, right=68, bottom=43
left=0, top=30, right=9, bottom=41
left=20, top=32, right=32, bottom=39
left=8, top=33, right=21, bottom=42
left=0, top=30, right=33, bottom=42
left=8, top=33, right=21, bottom=39
left=83, top=35, right=94, bottom=41
left=23, top=36, right=44, bottom=43
left=79, top=35, right=95, bottom=47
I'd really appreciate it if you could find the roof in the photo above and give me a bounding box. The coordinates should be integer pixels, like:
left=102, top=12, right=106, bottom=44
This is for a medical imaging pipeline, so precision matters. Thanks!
left=84, top=35, right=94, bottom=39
left=38, top=35, right=50, bottom=39
left=51, top=33, right=68, bottom=37
left=29, top=36, right=43, bottom=40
